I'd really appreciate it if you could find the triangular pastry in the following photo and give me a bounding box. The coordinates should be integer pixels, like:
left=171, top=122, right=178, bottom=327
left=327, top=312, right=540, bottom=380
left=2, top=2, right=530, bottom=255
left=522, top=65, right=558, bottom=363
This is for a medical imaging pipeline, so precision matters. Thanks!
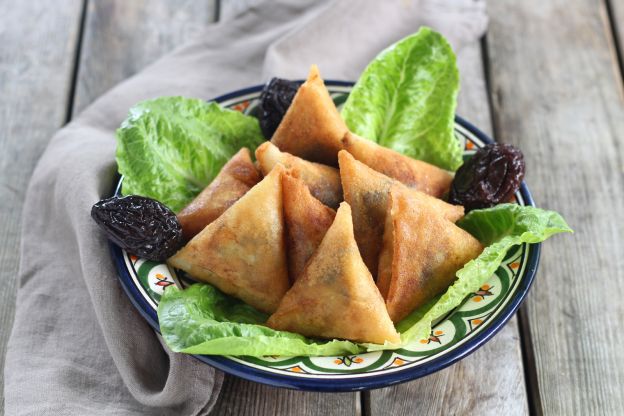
left=339, top=150, right=464, bottom=278
left=256, top=141, right=342, bottom=209
left=341, top=132, right=453, bottom=198
left=267, top=202, right=400, bottom=344
left=177, top=148, right=261, bottom=240
left=377, top=187, right=484, bottom=322
left=282, top=173, right=336, bottom=283
left=168, top=165, right=289, bottom=314
left=271, top=65, right=347, bottom=166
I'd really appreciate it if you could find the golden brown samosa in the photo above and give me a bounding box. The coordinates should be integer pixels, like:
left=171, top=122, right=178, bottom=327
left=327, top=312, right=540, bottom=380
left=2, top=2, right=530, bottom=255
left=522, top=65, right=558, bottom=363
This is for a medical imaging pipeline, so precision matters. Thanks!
left=377, top=187, right=484, bottom=323
left=338, top=150, right=464, bottom=277
left=341, top=132, right=453, bottom=198
left=177, top=148, right=261, bottom=240
left=282, top=173, right=336, bottom=283
left=256, top=141, right=342, bottom=209
left=271, top=65, right=347, bottom=166
left=267, top=203, right=400, bottom=344
left=168, top=165, right=289, bottom=314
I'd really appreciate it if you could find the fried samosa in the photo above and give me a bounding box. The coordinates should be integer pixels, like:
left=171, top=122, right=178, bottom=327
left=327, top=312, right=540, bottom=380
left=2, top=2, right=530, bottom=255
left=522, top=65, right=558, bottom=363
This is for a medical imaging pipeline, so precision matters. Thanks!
left=256, top=141, right=342, bottom=209
left=282, top=173, right=336, bottom=283
left=341, top=132, right=453, bottom=198
left=377, top=187, right=484, bottom=322
left=177, top=148, right=261, bottom=240
left=338, top=150, right=464, bottom=277
left=267, top=202, right=400, bottom=345
left=271, top=65, right=347, bottom=166
left=168, top=165, right=289, bottom=314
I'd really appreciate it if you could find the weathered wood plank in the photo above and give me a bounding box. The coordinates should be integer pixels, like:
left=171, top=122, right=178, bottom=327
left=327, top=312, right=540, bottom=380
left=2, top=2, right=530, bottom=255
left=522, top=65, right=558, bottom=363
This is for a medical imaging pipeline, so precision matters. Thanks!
left=0, top=0, right=85, bottom=412
left=72, top=0, right=218, bottom=116
left=209, top=376, right=360, bottom=416
left=456, top=42, right=494, bottom=136
left=486, top=0, right=624, bottom=414
left=368, top=42, right=529, bottom=416
left=370, top=318, right=527, bottom=416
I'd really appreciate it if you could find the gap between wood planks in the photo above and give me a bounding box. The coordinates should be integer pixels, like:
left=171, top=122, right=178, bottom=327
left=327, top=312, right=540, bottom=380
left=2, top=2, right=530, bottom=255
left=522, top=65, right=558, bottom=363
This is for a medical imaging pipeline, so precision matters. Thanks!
left=64, top=0, right=89, bottom=124
left=361, top=389, right=371, bottom=416
left=481, top=33, right=543, bottom=416
left=604, top=0, right=624, bottom=89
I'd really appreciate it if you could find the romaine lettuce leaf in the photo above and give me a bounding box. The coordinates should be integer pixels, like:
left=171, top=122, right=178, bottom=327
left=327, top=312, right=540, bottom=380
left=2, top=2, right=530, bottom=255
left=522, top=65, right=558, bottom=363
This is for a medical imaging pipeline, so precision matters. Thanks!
left=158, top=284, right=362, bottom=356
left=158, top=204, right=571, bottom=356
left=116, top=97, right=264, bottom=212
left=341, top=27, right=462, bottom=171
left=394, top=203, right=573, bottom=344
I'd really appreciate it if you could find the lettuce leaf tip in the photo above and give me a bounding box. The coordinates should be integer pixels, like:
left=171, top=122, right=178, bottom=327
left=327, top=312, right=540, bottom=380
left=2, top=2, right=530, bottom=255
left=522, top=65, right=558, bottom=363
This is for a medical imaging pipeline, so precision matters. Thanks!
left=341, top=27, right=462, bottom=171
left=116, top=97, right=264, bottom=212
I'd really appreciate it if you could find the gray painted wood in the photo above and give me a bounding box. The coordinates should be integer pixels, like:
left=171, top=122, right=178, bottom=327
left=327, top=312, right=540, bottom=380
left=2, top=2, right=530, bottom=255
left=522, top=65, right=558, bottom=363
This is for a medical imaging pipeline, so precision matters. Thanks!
left=367, top=42, right=529, bottom=416
left=486, top=0, right=624, bottom=414
left=608, top=0, right=624, bottom=69
left=0, top=1, right=85, bottom=412
left=209, top=375, right=361, bottom=416
left=456, top=42, right=494, bottom=136
left=72, top=0, right=218, bottom=116
left=369, top=316, right=527, bottom=416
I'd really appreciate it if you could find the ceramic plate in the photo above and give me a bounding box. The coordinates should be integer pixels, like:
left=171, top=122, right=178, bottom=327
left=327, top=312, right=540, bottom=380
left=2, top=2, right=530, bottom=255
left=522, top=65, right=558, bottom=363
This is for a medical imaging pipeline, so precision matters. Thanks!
left=111, top=82, right=540, bottom=391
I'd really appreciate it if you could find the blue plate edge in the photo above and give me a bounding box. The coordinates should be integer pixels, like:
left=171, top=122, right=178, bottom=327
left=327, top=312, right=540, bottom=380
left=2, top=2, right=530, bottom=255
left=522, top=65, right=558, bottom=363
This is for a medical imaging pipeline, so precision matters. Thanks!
left=109, top=81, right=541, bottom=392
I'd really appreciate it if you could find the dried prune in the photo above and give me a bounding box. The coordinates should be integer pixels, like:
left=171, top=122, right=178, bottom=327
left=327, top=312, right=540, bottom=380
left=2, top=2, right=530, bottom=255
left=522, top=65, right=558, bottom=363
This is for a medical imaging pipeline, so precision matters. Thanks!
left=258, top=78, right=299, bottom=138
left=91, top=195, right=183, bottom=261
left=448, top=143, right=525, bottom=211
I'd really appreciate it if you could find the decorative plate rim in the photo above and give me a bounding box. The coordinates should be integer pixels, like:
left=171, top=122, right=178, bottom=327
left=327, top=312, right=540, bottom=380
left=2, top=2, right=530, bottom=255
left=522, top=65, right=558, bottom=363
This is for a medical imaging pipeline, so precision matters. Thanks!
left=109, top=81, right=540, bottom=392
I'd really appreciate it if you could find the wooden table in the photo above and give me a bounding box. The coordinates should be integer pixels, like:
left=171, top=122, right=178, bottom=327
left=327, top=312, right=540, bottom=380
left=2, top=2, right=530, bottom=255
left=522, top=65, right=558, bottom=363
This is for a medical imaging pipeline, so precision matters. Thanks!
left=1, top=1, right=622, bottom=414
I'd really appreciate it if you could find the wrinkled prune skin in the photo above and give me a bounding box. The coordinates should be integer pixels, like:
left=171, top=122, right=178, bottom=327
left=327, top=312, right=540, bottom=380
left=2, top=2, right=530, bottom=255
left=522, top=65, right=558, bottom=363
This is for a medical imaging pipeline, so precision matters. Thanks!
left=259, top=78, right=300, bottom=138
left=449, top=143, right=525, bottom=211
left=91, top=195, right=183, bottom=261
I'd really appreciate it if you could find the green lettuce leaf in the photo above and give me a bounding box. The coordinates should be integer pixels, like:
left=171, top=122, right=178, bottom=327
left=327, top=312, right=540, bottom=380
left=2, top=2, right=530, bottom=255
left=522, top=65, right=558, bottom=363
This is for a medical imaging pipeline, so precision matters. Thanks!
left=341, top=27, right=462, bottom=171
left=116, top=97, right=264, bottom=212
left=158, top=284, right=362, bottom=356
left=159, top=204, right=571, bottom=357
left=395, top=204, right=573, bottom=344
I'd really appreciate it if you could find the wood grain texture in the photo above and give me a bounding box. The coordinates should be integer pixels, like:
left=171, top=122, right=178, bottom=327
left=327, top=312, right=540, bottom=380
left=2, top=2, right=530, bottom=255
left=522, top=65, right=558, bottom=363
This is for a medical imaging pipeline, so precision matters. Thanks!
left=486, top=0, right=624, bottom=414
left=208, top=375, right=361, bottom=416
left=367, top=42, right=529, bottom=416
left=0, top=0, right=85, bottom=412
left=72, top=0, right=217, bottom=116
left=456, top=43, right=494, bottom=136
left=370, top=318, right=527, bottom=416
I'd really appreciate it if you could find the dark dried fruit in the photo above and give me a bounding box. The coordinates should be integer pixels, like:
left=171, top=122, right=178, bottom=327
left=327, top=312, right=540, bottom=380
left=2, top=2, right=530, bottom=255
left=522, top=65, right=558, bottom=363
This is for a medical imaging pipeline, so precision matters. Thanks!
left=258, top=78, right=299, bottom=138
left=449, top=143, right=525, bottom=211
left=91, top=195, right=183, bottom=261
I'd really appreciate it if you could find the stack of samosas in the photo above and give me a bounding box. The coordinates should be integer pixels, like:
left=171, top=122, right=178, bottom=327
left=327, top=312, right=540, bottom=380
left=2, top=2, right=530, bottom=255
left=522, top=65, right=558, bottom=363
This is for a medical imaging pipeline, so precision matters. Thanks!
left=169, top=66, right=482, bottom=344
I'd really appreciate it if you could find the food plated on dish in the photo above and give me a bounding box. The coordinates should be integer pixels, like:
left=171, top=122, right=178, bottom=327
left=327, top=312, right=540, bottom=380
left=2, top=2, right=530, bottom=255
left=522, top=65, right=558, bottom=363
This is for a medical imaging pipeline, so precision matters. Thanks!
left=93, top=28, right=571, bottom=386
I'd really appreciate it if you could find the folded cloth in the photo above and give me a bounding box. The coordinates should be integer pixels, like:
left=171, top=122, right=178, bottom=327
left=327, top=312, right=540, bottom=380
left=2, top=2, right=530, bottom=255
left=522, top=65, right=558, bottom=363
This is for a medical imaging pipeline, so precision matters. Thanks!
left=3, top=0, right=486, bottom=414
